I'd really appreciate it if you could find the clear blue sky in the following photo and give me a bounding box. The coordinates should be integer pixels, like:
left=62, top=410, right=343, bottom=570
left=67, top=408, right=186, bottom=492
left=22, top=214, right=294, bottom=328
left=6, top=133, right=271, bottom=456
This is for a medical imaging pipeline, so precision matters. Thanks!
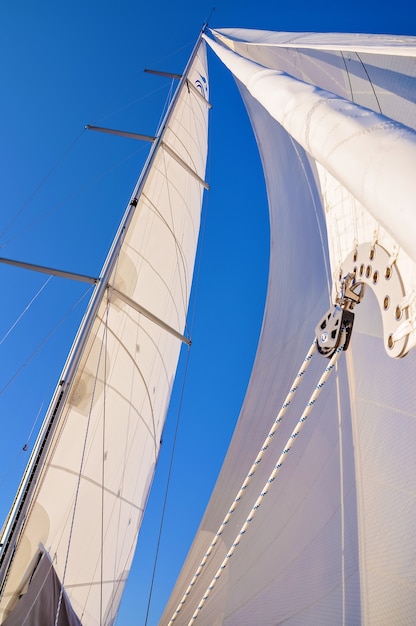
left=0, top=1, right=415, bottom=625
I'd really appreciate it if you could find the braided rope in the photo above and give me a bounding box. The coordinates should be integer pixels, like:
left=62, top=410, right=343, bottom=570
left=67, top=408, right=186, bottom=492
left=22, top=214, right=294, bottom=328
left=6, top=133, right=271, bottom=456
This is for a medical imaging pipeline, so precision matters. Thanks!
left=188, top=332, right=346, bottom=624
left=167, top=340, right=317, bottom=624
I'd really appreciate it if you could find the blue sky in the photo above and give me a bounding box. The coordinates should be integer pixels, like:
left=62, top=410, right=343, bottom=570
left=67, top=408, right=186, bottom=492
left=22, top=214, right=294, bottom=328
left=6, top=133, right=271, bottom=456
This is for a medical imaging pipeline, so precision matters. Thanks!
left=0, top=1, right=415, bottom=625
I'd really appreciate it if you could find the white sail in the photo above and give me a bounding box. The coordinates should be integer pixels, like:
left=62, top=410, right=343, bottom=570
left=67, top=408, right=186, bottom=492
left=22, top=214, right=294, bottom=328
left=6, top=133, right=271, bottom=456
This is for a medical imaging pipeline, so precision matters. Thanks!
left=161, top=30, right=416, bottom=625
left=2, top=24, right=416, bottom=626
left=0, top=39, right=209, bottom=625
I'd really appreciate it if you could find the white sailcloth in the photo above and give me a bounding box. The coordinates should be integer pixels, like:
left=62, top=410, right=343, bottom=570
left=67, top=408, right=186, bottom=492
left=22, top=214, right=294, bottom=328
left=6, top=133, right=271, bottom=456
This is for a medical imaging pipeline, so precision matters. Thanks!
left=161, top=30, right=416, bottom=625
left=0, top=41, right=209, bottom=625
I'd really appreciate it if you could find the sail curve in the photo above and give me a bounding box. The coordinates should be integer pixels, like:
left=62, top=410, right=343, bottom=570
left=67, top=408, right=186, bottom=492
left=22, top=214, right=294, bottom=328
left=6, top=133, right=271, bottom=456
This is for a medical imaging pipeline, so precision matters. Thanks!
left=162, top=29, right=416, bottom=625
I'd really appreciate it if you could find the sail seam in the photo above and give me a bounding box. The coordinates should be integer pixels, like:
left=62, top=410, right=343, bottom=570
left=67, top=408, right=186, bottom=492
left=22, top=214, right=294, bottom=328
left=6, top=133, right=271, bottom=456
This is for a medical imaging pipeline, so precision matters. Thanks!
left=46, top=464, right=144, bottom=508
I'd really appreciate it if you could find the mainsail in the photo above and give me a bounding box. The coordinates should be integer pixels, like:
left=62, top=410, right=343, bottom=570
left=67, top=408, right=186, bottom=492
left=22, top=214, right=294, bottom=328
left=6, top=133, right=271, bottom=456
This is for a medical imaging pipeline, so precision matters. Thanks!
left=161, top=30, right=416, bottom=625
left=0, top=36, right=209, bottom=625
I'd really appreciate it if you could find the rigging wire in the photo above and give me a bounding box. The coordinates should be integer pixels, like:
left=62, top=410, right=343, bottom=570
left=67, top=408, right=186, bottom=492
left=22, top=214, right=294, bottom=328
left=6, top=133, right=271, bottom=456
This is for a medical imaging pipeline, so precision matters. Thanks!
left=0, top=142, right=147, bottom=250
left=0, top=398, right=44, bottom=492
left=89, top=83, right=173, bottom=127
left=88, top=37, right=193, bottom=130
left=0, top=275, right=52, bottom=347
left=143, top=174, right=212, bottom=626
left=0, top=131, right=85, bottom=244
left=0, top=284, right=93, bottom=397
left=1, top=60, right=181, bottom=250
left=23, top=399, right=45, bottom=452
left=142, top=58, right=213, bottom=623
left=167, top=339, right=316, bottom=625
left=2, top=35, right=206, bottom=624
left=143, top=344, right=192, bottom=626
left=156, top=79, right=176, bottom=132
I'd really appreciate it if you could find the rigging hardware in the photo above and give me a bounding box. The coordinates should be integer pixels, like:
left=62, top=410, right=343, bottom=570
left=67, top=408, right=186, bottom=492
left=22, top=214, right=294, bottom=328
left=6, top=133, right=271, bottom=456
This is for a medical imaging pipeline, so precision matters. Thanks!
left=315, top=273, right=364, bottom=358
left=335, top=242, right=411, bottom=358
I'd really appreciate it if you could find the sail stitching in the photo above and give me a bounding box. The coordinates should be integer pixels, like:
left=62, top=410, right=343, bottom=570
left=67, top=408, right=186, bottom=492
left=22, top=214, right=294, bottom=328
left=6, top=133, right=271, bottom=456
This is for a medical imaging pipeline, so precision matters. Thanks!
left=186, top=331, right=347, bottom=624
left=167, top=339, right=319, bottom=624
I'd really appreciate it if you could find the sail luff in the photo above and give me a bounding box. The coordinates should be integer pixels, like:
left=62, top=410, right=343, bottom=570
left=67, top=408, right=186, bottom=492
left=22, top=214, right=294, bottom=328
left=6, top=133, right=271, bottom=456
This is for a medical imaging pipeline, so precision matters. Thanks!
left=205, top=34, right=416, bottom=266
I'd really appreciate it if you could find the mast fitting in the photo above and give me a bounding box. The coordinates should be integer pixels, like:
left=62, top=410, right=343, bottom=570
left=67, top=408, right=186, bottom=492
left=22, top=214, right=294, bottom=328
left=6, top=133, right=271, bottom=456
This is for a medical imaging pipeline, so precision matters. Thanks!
left=317, top=242, right=412, bottom=359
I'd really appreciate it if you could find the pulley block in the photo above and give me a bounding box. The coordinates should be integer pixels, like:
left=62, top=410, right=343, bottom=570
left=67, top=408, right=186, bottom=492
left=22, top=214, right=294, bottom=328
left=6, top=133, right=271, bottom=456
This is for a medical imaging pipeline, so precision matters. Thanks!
left=315, top=306, right=354, bottom=357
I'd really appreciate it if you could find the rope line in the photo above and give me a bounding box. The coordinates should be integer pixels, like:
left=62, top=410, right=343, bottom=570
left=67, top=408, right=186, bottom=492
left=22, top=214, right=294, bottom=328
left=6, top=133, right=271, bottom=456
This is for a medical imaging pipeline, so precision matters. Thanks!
left=0, top=131, right=85, bottom=244
left=0, top=285, right=93, bottom=397
left=144, top=344, right=192, bottom=626
left=188, top=332, right=346, bottom=624
left=0, top=276, right=53, bottom=347
left=168, top=339, right=317, bottom=625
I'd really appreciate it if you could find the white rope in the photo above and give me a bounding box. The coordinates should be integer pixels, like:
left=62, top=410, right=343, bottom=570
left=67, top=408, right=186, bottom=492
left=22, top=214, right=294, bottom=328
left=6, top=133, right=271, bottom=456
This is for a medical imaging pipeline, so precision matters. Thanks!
left=392, top=317, right=416, bottom=342
left=388, top=245, right=399, bottom=268
left=399, top=288, right=416, bottom=311
left=187, top=332, right=346, bottom=624
left=167, top=340, right=317, bottom=625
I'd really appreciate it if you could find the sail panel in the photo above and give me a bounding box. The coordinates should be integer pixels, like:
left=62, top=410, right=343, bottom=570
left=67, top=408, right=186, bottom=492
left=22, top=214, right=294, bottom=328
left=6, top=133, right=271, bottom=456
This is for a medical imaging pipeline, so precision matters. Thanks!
left=0, top=42, right=209, bottom=626
left=161, top=82, right=361, bottom=625
left=162, top=30, right=416, bottom=625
